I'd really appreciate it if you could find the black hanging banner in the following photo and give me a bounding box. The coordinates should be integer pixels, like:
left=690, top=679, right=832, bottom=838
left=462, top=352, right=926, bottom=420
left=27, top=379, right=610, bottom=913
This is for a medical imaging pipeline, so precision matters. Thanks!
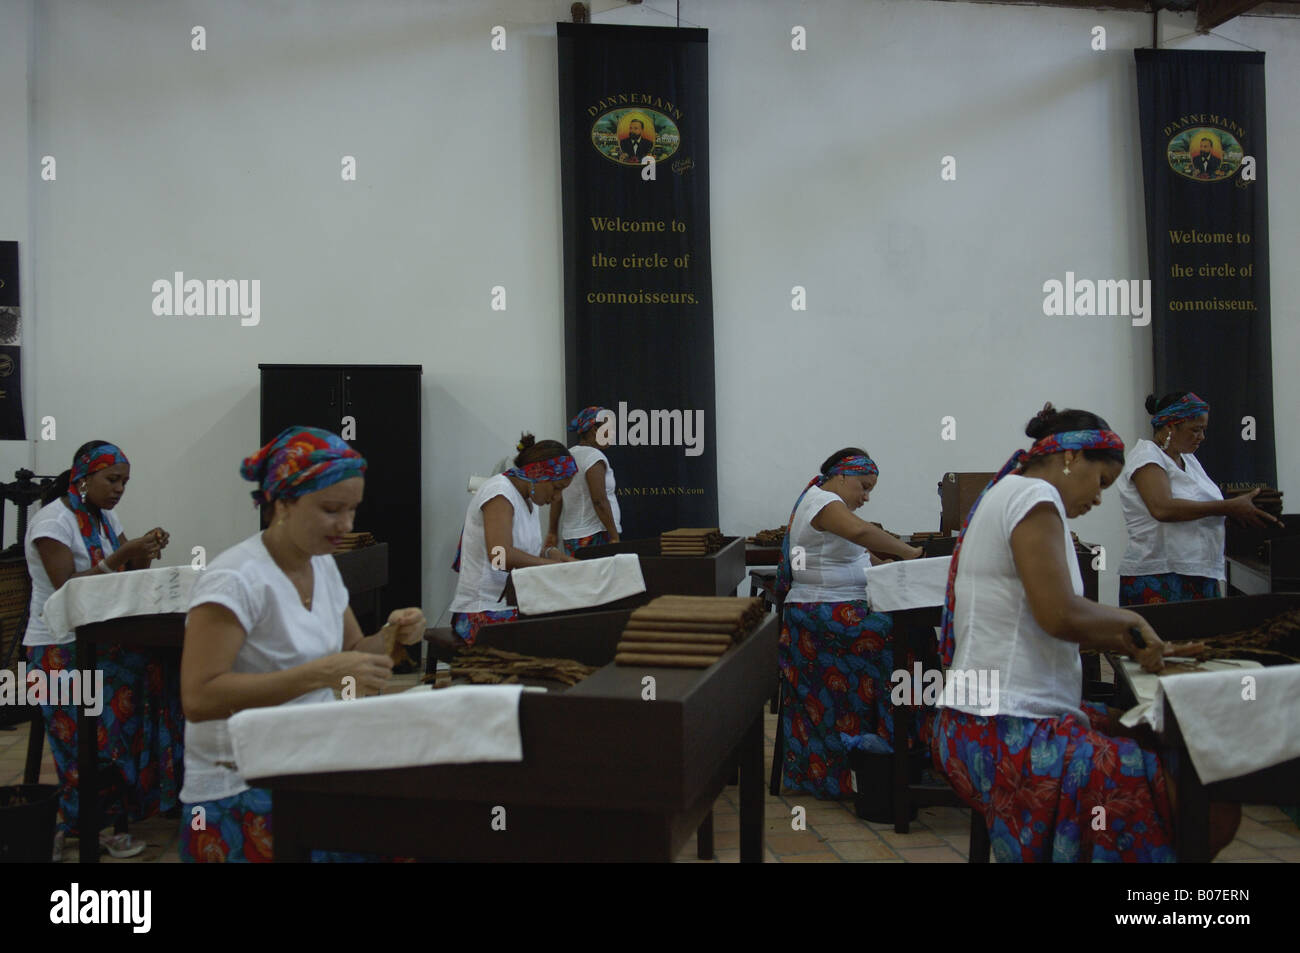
left=0, top=242, right=25, bottom=441
left=557, top=23, right=718, bottom=538
left=1135, top=50, right=1274, bottom=486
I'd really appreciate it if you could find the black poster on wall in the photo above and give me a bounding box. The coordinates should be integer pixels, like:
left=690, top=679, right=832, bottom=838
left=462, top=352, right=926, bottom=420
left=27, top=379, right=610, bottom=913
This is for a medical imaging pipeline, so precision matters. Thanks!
left=557, top=23, right=718, bottom=538
left=0, top=242, right=25, bottom=440
left=1135, top=50, right=1274, bottom=486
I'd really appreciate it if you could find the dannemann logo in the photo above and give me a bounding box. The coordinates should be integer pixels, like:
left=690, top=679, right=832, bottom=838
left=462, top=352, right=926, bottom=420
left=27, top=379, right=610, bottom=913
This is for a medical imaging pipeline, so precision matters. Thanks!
left=1163, top=114, right=1245, bottom=183
left=588, top=94, right=682, bottom=166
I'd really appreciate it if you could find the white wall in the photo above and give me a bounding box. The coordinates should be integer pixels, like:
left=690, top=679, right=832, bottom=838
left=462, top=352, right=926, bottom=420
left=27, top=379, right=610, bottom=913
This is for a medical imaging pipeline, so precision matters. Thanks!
left=3, top=0, right=1297, bottom=615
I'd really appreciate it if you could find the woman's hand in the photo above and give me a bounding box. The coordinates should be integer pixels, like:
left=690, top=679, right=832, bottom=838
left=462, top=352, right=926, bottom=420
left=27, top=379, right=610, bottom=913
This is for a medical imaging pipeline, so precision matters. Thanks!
left=608, top=531, right=620, bottom=544
left=1224, top=490, right=1283, bottom=528
left=543, top=532, right=559, bottom=552
left=386, top=607, right=426, bottom=645
left=1120, top=616, right=1167, bottom=673
left=312, top=651, right=394, bottom=695
left=906, top=544, right=924, bottom=560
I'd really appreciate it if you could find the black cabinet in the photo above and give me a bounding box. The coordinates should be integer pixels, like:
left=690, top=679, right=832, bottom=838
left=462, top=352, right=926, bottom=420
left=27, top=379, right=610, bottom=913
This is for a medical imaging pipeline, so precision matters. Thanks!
left=259, top=365, right=422, bottom=624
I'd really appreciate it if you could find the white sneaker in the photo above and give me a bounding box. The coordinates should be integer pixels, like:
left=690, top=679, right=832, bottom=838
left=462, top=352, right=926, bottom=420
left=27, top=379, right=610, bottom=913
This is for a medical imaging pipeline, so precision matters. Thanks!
left=98, top=831, right=147, bottom=859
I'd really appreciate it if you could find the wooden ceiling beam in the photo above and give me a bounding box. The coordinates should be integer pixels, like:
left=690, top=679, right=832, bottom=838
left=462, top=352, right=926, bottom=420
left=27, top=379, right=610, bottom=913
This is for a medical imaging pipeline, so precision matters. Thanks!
left=1197, top=0, right=1268, bottom=30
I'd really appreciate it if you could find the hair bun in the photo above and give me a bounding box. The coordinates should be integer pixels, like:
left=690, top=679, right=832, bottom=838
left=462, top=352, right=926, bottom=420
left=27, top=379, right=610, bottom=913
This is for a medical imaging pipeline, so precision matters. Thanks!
left=1144, top=394, right=1160, bottom=415
left=517, top=432, right=536, bottom=453
left=1024, top=403, right=1059, bottom=440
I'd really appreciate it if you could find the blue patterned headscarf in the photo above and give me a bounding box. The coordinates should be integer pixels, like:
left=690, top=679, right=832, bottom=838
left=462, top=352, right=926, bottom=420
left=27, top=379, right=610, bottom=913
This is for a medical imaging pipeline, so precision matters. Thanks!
left=1151, top=393, right=1209, bottom=430
left=568, top=406, right=608, bottom=436
left=240, top=426, right=366, bottom=506
left=774, top=454, right=879, bottom=598
left=67, top=443, right=129, bottom=567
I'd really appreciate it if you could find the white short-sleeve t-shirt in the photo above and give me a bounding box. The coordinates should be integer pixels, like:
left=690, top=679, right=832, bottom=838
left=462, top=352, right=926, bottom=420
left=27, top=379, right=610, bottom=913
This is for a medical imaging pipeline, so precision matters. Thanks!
left=945, top=475, right=1086, bottom=722
left=558, top=444, right=621, bottom=539
left=450, top=474, right=543, bottom=614
left=785, top=486, right=873, bottom=604
left=1118, top=438, right=1225, bottom=580
left=23, top=499, right=126, bottom=646
left=180, top=533, right=350, bottom=803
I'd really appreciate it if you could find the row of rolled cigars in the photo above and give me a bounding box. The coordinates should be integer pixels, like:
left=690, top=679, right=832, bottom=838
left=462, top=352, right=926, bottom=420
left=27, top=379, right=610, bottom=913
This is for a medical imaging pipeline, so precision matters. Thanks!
left=423, top=646, right=598, bottom=687
left=1221, top=483, right=1284, bottom=517
left=748, top=527, right=786, bottom=546
left=660, top=527, right=725, bottom=556
left=331, top=531, right=376, bottom=551
left=1190, top=608, right=1300, bottom=666
left=615, top=595, right=767, bottom=668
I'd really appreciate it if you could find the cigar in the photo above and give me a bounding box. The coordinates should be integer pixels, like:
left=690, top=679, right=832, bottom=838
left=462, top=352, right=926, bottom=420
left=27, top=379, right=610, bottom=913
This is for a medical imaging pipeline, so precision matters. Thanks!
left=1128, top=625, right=1147, bottom=649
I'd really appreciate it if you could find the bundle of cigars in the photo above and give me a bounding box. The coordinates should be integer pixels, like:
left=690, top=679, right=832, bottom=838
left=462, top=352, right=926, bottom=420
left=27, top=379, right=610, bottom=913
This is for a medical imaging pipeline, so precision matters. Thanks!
left=660, top=527, right=725, bottom=556
left=422, top=645, right=597, bottom=687
left=1188, top=608, right=1300, bottom=666
left=333, top=531, right=376, bottom=551
left=748, top=527, right=786, bottom=546
left=1220, top=483, right=1284, bottom=518
left=614, top=595, right=766, bottom=668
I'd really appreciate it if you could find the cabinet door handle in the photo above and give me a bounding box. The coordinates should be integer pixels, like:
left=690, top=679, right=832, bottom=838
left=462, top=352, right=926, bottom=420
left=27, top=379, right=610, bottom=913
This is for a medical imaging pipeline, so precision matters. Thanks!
left=329, top=385, right=336, bottom=407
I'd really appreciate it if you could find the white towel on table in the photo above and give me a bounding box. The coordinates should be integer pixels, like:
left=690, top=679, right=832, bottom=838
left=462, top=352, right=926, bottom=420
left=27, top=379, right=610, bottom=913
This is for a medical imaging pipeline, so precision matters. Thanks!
left=511, top=553, right=645, bottom=615
left=1120, top=661, right=1300, bottom=784
left=230, top=684, right=525, bottom=780
left=863, top=556, right=951, bottom=612
left=42, top=565, right=200, bottom=636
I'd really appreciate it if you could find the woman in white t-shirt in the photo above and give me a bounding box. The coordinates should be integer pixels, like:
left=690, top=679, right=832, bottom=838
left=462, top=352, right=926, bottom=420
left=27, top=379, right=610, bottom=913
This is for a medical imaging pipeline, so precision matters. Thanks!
left=547, top=406, right=622, bottom=556
left=23, top=440, right=176, bottom=860
left=1118, top=391, right=1281, bottom=606
left=449, top=433, right=576, bottom=644
left=178, top=426, right=426, bottom=862
left=930, top=405, right=1239, bottom=862
left=772, top=448, right=923, bottom=799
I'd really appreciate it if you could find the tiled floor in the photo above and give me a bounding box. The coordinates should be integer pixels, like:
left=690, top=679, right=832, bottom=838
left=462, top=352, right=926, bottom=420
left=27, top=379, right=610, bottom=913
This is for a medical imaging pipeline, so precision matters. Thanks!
left=4, top=680, right=1298, bottom=863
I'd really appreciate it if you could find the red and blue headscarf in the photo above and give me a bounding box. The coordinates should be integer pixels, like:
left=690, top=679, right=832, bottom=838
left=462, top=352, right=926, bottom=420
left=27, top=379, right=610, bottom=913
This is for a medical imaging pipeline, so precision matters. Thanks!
left=1151, top=392, right=1209, bottom=430
left=241, top=426, right=366, bottom=507
left=939, top=428, right=1125, bottom=665
left=568, top=406, right=608, bottom=436
left=452, top=452, right=579, bottom=572
left=67, top=443, right=129, bottom=567
left=774, top=454, right=879, bottom=598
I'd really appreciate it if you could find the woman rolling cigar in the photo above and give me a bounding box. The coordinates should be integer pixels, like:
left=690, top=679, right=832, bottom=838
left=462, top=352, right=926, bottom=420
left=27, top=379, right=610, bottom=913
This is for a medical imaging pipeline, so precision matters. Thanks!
left=1118, top=391, right=1281, bottom=606
left=546, top=406, right=622, bottom=556
left=773, top=448, right=923, bottom=799
left=930, top=404, right=1239, bottom=862
left=450, top=433, right=577, bottom=644
left=179, top=426, right=426, bottom=862
left=23, top=440, right=178, bottom=860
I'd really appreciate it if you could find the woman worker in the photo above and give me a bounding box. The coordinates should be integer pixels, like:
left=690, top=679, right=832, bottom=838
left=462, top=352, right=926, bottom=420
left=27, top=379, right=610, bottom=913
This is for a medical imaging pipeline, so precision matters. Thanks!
left=546, top=406, right=622, bottom=556
left=930, top=404, right=1239, bottom=862
left=1118, top=391, right=1281, bottom=605
left=774, top=448, right=923, bottom=799
left=23, top=440, right=177, bottom=860
left=450, top=433, right=577, bottom=644
left=178, top=427, right=426, bottom=862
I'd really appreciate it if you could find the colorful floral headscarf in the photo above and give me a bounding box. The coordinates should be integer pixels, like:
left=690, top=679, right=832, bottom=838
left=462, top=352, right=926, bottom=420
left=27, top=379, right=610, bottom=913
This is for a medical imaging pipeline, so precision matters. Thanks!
left=67, top=443, right=129, bottom=567
left=1151, top=393, right=1209, bottom=430
left=939, top=429, right=1125, bottom=665
left=240, top=426, right=366, bottom=506
left=568, top=406, right=608, bottom=436
left=774, top=454, right=879, bottom=598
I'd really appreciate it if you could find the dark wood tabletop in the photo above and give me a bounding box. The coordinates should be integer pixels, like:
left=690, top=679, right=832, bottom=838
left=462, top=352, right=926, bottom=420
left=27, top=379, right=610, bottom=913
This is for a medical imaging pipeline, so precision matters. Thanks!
left=1116, top=593, right=1300, bottom=862
left=251, top=611, right=780, bottom=862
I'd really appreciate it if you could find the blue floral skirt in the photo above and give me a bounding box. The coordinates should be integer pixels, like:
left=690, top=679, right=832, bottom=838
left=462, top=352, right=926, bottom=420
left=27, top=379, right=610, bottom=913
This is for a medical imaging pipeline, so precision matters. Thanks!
left=562, top=530, right=611, bottom=556
left=450, top=608, right=519, bottom=645
left=1119, top=572, right=1220, bottom=606
left=179, top=787, right=389, bottom=862
left=930, top=701, right=1176, bottom=862
left=778, top=600, right=917, bottom=799
left=27, top=642, right=183, bottom=836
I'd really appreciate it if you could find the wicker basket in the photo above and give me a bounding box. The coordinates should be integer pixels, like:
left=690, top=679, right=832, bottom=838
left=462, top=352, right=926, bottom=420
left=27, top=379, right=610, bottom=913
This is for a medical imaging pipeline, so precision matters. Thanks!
left=0, top=553, right=32, bottom=677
